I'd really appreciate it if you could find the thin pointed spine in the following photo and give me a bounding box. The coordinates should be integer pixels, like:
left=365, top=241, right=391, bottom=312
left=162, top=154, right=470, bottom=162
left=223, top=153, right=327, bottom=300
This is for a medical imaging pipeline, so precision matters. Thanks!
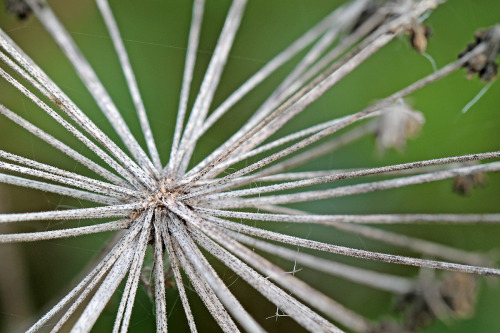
left=0, top=104, right=128, bottom=187
left=160, top=219, right=198, bottom=333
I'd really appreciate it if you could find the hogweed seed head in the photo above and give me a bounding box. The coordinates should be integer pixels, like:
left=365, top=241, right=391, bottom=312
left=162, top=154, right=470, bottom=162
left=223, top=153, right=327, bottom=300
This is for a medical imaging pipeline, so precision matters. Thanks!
left=0, top=1, right=499, bottom=332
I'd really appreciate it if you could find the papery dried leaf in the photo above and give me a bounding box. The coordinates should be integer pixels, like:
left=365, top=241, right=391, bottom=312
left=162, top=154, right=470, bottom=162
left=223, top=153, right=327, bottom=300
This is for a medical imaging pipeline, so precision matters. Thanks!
left=376, top=101, right=425, bottom=152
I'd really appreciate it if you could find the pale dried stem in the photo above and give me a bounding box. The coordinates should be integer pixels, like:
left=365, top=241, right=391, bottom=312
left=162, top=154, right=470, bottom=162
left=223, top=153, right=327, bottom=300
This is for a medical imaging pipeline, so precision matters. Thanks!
left=175, top=0, right=248, bottom=176
left=202, top=151, right=500, bottom=200
left=200, top=213, right=500, bottom=276
left=0, top=172, right=120, bottom=205
left=0, top=202, right=140, bottom=224
left=178, top=208, right=370, bottom=333
left=153, top=223, right=168, bottom=333
left=168, top=225, right=240, bottom=333
left=0, top=219, right=130, bottom=243
left=96, top=0, right=162, bottom=170
left=26, top=0, right=158, bottom=178
left=37, top=222, right=142, bottom=333
left=197, top=0, right=367, bottom=140
left=209, top=161, right=500, bottom=208
left=168, top=212, right=265, bottom=333
left=0, top=65, right=142, bottom=188
left=160, top=219, right=198, bottom=333
left=0, top=30, right=154, bottom=190
left=217, top=223, right=414, bottom=294
left=185, top=0, right=438, bottom=180
left=70, top=245, right=135, bottom=333
left=0, top=104, right=127, bottom=187
left=0, top=150, right=138, bottom=198
left=166, top=0, right=205, bottom=178
left=182, top=33, right=395, bottom=189
left=190, top=226, right=347, bottom=333
left=114, top=210, right=153, bottom=333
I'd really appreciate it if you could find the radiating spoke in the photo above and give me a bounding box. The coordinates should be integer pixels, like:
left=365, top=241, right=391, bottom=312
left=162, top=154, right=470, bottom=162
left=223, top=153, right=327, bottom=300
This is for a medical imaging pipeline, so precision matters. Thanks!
left=206, top=161, right=500, bottom=208
left=0, top=203, right=140, bottom=224
left=0, top=104, right=127, bottom=187
left=96, top=0, right=162, bottom=170
left=175, top=0, right=248, bottom=177
left=0, top=172, right=121, bottom=205
left=166, top=0, right=205, bottom=178
left=153, top=222, right=168, bottom=333
left=196, top=151, right=500, bottom=200
left=204, top=214, right=500, bottom=276
left=0, top=219, right=130, bottom=243
left=26, top=0, right=158, bottom=178
left=26, top=221, right=142, bottom=333
left=191, top=226, right=347, bottom=333
left=0, top=150, right=138, bottom=198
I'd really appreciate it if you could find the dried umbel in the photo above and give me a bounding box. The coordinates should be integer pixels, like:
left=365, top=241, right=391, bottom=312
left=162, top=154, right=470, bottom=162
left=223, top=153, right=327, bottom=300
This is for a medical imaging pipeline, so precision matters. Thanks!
left=0, top=0, right=499, bottom=333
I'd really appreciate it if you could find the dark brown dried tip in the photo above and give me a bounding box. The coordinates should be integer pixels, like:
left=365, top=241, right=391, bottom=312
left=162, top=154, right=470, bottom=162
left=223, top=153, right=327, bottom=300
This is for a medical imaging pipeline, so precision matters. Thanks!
left=4, top=0, right=31, bottom=20
left=459, top=25, right=500, bottom=82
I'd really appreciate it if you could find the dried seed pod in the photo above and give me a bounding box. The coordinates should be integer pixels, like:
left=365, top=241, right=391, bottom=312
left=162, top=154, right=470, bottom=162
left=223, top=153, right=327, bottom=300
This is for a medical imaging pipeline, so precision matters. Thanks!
left=375, top=101, right=425, bottom=152
left=459, top=25, right=500, bottom=82
left=395, top=271, right=478, bottom=331
left=409, top=22, right=433, bottom=53
left=439, top=272, right=477, bottom=318
left=453, top=172, right=487, bottom=196
left=4, top=0, right=31, bottom=20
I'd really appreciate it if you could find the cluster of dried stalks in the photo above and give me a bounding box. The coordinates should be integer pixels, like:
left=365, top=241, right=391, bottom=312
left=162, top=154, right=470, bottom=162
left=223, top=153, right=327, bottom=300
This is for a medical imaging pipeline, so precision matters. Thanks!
left=0, top=0, right=499, bottom=332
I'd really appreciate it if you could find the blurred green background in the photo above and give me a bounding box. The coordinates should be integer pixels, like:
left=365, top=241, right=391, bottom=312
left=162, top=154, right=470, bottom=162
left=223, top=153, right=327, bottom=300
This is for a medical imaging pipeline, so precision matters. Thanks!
left=0, top=0, right=499, bottom=332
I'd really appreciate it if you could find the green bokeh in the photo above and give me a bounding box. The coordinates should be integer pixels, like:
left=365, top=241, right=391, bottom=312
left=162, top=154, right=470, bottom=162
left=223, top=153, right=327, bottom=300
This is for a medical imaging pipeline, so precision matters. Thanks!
left=0, top=0, right=499, bottom=332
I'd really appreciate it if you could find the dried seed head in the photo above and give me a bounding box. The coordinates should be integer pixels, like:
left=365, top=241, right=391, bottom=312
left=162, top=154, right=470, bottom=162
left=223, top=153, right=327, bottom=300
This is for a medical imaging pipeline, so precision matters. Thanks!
left=459, top=25, right=500, bottom=82
left=375, top=100, right=425, bottom=152
left=453, top=162, right=487, bottom=196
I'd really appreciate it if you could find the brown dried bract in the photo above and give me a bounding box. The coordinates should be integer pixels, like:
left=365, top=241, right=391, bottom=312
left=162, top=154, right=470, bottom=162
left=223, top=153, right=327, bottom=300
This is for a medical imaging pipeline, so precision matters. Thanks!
left=375, top=100, right=425, bottom=153
left=395, top=272, right=478, bottom=331
left=453, top=172, right=487, bottom=196
left=459, top=25, right=500, bottom=82
left=4, top=0, right=31, bottom=20
left=409, top=22, right=432, bottom=53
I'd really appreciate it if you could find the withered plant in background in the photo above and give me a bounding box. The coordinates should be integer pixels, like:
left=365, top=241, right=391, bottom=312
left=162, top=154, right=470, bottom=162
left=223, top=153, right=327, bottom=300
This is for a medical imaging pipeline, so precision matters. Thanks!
left=0, top=0, right=499, bottom=332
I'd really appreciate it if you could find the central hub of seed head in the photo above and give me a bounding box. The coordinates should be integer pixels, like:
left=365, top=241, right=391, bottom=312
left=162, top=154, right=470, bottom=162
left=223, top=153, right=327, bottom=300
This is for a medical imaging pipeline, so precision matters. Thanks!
left=138, top=178, right=186, bottom=215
